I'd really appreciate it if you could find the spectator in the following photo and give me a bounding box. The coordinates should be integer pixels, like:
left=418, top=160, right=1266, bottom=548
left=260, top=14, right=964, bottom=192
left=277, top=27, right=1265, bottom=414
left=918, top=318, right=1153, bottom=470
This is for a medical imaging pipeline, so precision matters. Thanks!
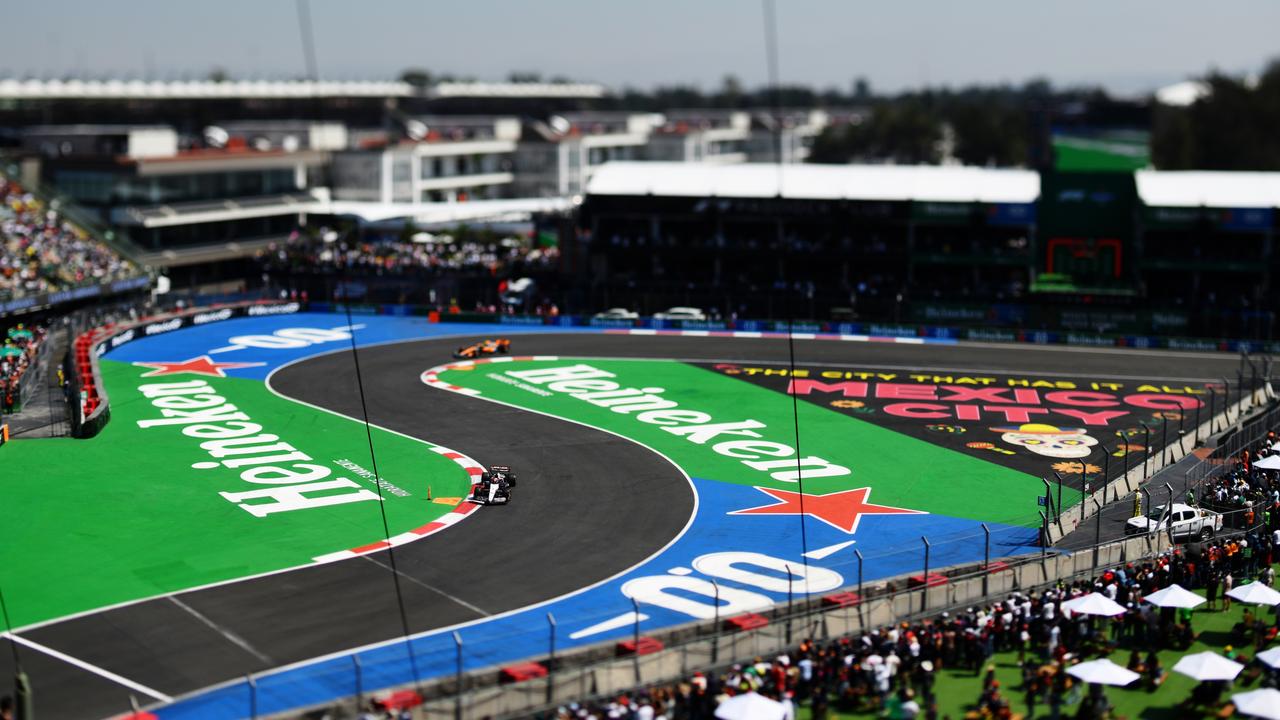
left=0, top=176, right=137, bottom=300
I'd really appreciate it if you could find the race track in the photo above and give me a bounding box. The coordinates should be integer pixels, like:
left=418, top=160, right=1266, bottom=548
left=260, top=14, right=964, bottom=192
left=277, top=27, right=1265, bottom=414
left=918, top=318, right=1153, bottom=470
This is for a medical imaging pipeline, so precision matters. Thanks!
left=0, top=331, right=1242, bottom=719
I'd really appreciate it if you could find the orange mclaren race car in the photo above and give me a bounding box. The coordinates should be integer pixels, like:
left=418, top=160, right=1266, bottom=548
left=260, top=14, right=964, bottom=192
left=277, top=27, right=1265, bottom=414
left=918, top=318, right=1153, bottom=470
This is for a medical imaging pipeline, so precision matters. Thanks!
left=453, top=338, right=511, bottom=359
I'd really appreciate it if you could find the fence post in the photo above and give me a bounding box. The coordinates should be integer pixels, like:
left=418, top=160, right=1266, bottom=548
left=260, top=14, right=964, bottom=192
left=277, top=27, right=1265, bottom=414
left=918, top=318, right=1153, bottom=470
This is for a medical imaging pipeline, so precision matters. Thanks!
left=981, top=523, right=991, bottom=597
left=711, top=580, right=720, bottom=664
left=248, top=673, right=257, bottom=720
left=453, top=631, right=464, bottom=720
left=1164, top=484, right=1175, bottom=546
left=1102, top=445, right=1110, bottom=496
left=1055, top=471, right=1064, bottom=520
left=1161, top=417, right=1169, bottom=468
left=1252, top=361, right=1259, bottom=405
left=1039, top=511, right=1048, bottom=563
left=1209, top=388, right=1218, bottom=434
left=854, top=549, right=865, bottom=629
left=354, top=655, right=362, bottom=709
left=1195, top=394, right=1202, bottom=443
left=1121, top=438, right=1131, bottom=498
left=1141, top=423, right=1151, bottom=478
left=632, top=597, right=642, bottom=684
left=1140, top=487, right=1153, bottom=553
left=547, top=613, right=557, bottom=705
left=1079, top=459, right=1088, bottom=526
left=920, top=536, right=931, bottom=613
left=785, top=564, right=794, bottom=646
left=1223, top=378, right=1232, bottom=422
left=1092, top=499, right=1103, bottom=570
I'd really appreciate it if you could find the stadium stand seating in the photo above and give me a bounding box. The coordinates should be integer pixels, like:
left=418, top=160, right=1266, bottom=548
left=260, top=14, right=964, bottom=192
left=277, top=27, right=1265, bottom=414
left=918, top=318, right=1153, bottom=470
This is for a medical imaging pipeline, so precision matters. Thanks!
left=0, top=175, right=137, bottom=301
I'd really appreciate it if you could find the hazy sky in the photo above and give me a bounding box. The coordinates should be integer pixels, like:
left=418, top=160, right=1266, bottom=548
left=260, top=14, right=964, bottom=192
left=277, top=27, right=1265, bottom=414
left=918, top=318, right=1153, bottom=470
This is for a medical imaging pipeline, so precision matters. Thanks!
left=5, top=0, right=1277, bottom=94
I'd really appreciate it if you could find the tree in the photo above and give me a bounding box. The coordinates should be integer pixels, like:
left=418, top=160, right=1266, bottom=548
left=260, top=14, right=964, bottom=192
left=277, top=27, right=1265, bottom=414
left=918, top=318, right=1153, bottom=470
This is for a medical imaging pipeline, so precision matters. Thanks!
left=853, top=77, right=871, bottom=101
left=810, top=99, right=942, bottom=164
left=716, top=74, right=744, bottom=108
left=399, top=68, right=432, bottom=87
left=1152, top=60, right=1280, bottom=170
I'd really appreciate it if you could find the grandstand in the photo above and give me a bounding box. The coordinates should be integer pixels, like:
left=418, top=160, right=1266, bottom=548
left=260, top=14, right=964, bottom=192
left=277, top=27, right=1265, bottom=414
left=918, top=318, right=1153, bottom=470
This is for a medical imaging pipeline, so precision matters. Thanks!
left=0, top=167, right=148, bottom=314
left=579, top=162, right=1280, bottom=340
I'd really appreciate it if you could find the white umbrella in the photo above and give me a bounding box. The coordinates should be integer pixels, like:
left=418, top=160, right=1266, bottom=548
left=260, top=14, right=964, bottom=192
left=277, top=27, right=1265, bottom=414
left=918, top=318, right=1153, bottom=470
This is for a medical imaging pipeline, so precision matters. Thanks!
left=714, top=691, right=786, bottom=720
left=1233, top=688, right=1280, bottom=720
left=1227, top=581, right=1280, bottom=606
left=1066, top=658, right=1140, bottom=686
left=1256, top=647, right=1280, bottom=669
left=1172, top=651, right=1244, bottom=682
left=1061, top=592, right=1127, bottom=617
left=1143, top=584, right=1207, bottom=609
left=1253, top=455, right=1280, bottom=470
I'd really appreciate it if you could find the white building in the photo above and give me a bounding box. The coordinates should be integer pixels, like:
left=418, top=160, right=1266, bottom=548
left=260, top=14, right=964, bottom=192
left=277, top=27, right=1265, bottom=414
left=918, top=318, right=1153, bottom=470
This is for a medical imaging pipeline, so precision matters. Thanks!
left=746, top=109, right=831, bottom=164
left=331, top=116, right=520, bottom=203
left=646, top=111, right=752, bottom=165
left=514, top=113, right=662, bottom=197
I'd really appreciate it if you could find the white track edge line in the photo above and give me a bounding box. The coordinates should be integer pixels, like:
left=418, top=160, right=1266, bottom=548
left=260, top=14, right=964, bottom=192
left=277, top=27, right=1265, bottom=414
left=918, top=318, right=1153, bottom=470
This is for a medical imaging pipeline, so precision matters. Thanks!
left=2, top=632, right=174, bottom=703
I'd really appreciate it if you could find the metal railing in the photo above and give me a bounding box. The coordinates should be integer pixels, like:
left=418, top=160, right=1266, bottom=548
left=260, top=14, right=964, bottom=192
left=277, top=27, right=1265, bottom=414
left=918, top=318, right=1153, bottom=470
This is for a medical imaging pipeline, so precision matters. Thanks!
left=1039, top=352, right=1273, bottom=543
left=168, top=531, right=1175, bottom=720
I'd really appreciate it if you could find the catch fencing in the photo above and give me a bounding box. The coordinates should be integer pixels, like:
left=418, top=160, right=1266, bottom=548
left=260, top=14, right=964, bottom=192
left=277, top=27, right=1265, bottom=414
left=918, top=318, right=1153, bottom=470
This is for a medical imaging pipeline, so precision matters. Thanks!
left=1042, top=352, right=1274, bottom=544
left=225, top=530, right=1179, bottom=720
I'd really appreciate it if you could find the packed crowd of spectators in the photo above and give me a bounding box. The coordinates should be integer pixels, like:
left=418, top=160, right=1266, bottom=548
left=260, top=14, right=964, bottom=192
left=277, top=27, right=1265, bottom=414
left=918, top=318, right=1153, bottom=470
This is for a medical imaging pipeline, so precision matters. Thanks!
left=0, top=322, right=46, bottom=413
left=255, top=228, right=559, bottom=278
left=546, top=533, right=1280, bottom=720
left=0, top=176, right=138, bottom=301
left=1195, top=431, right=1280, bottom=533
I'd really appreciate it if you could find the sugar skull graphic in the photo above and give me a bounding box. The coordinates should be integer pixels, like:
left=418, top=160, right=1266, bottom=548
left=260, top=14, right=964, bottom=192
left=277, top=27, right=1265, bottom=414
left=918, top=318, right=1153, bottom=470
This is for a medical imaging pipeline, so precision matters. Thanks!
left=992, top=423, right=1098, bottom=458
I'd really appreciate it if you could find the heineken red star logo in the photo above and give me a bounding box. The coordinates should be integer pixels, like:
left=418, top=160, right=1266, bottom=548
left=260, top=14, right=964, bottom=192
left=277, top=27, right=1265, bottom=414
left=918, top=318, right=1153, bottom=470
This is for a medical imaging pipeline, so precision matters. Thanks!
left=133, top=356, right=265, bottom=378
left=730, top=486, right=925, bottom=535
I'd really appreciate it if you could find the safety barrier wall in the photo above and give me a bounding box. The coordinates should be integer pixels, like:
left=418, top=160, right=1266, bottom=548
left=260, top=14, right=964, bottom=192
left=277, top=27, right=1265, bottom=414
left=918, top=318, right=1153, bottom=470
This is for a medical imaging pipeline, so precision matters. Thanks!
left=67, top=300, right=302, bottom=438
left=1043, top=377, right=1273, bottom=544
left=253, top=532, right=1176, bottom=720
left=302, top=301, right=1280, bottom=355
left=440, top=535, right=1171, bottom=720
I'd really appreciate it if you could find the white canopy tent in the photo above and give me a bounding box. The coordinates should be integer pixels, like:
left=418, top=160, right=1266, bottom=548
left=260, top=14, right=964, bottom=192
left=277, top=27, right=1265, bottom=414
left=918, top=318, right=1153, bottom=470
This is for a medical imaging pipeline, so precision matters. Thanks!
left=1143, top=584, right=1207, bottom=609
left=1061, top=592, right=1127, bottom=617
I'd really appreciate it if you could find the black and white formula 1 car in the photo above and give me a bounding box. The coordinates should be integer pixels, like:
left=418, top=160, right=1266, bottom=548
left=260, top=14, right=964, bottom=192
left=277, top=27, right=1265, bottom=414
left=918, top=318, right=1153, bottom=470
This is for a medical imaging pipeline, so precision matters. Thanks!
left=468, top=465, right=519, bottom=505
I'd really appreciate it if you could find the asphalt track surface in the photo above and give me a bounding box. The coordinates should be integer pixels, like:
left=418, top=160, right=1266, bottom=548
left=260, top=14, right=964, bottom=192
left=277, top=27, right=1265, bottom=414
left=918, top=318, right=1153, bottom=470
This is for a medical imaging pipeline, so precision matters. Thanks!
left=0, top=333, right=1244, bottom=719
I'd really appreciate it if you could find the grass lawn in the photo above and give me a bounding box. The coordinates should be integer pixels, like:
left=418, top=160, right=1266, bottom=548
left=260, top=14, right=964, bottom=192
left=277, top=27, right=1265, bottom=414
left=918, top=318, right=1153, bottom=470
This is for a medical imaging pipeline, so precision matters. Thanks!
left=803, top=568, right=1279, bottom=719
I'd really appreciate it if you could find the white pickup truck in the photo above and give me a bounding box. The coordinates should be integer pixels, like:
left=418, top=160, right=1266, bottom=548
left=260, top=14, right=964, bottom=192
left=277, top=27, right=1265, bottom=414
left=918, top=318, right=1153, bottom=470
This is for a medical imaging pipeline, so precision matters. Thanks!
left=1125, top=503, right=1223, bottom=541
